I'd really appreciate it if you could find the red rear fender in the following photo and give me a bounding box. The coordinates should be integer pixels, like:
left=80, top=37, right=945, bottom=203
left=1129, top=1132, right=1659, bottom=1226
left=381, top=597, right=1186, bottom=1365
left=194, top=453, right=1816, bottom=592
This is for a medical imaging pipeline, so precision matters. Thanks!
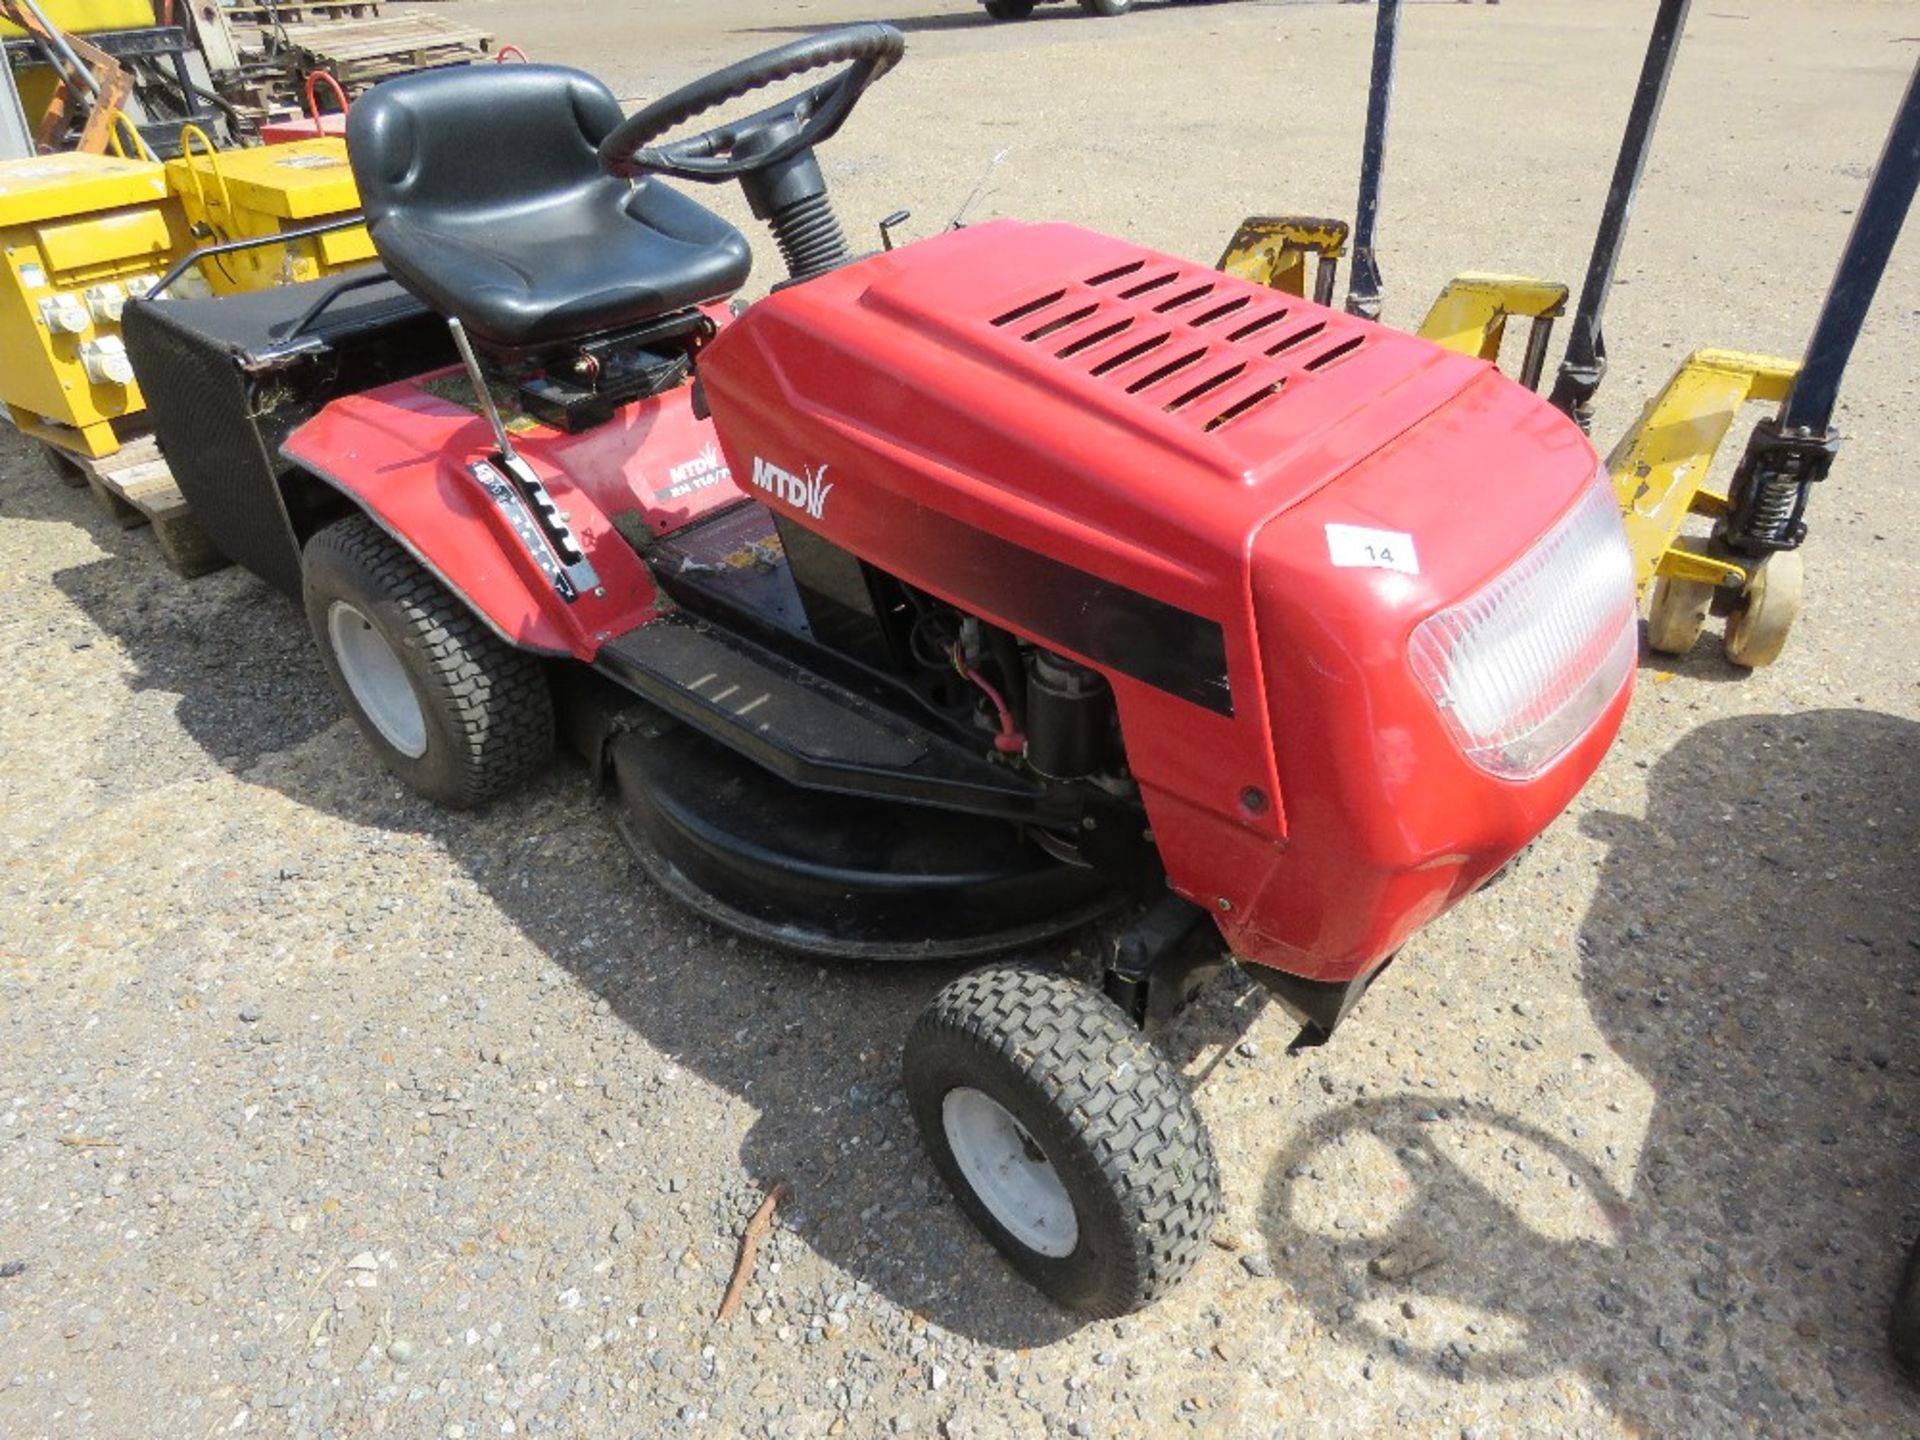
left=280, top=369, right=745, bottom=656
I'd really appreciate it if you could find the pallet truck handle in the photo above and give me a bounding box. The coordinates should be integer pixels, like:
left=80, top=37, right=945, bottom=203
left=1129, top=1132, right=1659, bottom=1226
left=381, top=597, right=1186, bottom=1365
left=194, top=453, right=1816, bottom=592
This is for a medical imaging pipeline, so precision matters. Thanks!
left=1721, top=57, right=1920, bottom=555
left=1777, top=57, right=1920, bottom=437
left=1548, top=0, right=1693, bottom=431
left=1343, top=0, right=1399, bottom=322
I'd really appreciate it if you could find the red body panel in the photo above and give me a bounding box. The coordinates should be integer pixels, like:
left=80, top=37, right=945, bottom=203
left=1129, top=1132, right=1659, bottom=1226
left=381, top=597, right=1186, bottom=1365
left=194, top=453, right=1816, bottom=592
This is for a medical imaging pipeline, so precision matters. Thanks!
left=1229, top=376, right=1627, bottom=977
left=282, top=365, right=740, bottom=657
left=260, top=115, right=349, bottom=143
left=697, top=221, right=1632, bottom=982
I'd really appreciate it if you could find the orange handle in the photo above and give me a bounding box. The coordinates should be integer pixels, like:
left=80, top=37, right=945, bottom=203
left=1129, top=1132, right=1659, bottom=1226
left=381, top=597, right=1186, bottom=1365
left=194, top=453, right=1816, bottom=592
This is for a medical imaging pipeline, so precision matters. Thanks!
left=305, top=70, right=351, bottom=130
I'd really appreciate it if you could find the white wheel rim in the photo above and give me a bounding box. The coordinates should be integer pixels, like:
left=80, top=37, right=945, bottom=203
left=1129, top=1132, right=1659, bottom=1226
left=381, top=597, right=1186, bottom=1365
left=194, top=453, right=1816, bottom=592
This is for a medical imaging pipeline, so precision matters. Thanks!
left=942, top=1087, right=1078, bottom=1258
left=327, top=601, right=428, bottom=759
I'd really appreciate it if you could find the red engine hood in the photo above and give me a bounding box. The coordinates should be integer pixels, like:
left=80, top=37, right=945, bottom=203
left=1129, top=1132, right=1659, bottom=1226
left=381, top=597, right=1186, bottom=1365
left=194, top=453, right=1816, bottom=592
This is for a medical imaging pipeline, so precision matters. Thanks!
left=691, top=222, right=1622, bottom=981
left=702, top=220, right=1488, bottom=591
left=696, top=219, right=1602, bottom=884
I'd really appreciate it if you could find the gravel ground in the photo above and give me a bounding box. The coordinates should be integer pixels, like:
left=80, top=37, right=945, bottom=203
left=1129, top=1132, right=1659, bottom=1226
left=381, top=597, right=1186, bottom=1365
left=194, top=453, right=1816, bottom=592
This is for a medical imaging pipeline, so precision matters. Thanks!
left=3, top=1, right=1919, bottom=1436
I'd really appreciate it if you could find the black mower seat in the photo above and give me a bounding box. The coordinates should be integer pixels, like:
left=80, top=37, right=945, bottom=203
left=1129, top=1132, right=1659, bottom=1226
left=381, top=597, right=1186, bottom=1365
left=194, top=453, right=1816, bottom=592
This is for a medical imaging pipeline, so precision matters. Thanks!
left=346, top=64, right=751, bottom=352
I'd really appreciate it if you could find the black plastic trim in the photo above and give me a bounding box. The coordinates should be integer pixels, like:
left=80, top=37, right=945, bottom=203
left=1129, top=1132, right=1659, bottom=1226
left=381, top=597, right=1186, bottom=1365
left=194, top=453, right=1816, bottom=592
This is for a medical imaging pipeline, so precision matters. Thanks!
left=874, top=506, right=1234, bottom=717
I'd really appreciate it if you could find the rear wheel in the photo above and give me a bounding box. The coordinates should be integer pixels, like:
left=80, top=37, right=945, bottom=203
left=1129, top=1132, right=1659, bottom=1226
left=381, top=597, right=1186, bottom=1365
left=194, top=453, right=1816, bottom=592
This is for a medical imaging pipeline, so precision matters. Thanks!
left=1723, top=549, right=1804, bottom=669
left=984, top=0, right=1037, bottom=16
left=1079, top=0, right=1136, bottom=14
left=903, top=964, right=1221, bottom=1316
left=303, top=513, right=553, bottom=808
left=1645, top=575, right=1714, bottom=655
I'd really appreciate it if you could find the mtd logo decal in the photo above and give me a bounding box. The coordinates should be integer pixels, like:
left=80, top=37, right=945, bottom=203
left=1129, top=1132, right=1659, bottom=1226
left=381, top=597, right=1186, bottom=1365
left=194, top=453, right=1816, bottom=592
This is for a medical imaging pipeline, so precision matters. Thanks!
left=751, top=456, right=833, bottom=520
left=656, top=441, right=730, bottom=503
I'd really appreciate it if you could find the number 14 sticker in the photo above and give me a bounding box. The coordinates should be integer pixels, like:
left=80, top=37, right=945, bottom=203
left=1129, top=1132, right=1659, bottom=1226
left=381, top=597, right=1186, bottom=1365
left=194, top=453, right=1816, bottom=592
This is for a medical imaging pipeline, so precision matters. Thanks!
left=1325, top=523, right=1420, bottom=576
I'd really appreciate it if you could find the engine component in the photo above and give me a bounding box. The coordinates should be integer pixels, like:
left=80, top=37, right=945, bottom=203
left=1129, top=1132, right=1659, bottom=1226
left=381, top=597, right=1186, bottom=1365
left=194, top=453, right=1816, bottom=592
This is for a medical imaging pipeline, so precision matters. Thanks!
left=1025, top=650, right=1114, bottom=779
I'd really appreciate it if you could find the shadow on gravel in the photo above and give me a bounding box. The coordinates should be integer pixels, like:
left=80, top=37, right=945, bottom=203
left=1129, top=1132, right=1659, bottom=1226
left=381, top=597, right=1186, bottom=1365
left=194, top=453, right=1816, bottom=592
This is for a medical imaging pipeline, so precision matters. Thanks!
left=1257, top=708, right=1920, bottom=1427
left=739, top=14, right=1055, bottom=38
left=737, top=0, right=1236, bottom=40
left=45, top=510, right=1262, bottom=1350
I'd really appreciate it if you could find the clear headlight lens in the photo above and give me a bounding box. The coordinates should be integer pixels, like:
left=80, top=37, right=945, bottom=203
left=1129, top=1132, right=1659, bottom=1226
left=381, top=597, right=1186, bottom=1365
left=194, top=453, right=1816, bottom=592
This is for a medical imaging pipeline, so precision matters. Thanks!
left=1410, top=473, right=1636, bottom=779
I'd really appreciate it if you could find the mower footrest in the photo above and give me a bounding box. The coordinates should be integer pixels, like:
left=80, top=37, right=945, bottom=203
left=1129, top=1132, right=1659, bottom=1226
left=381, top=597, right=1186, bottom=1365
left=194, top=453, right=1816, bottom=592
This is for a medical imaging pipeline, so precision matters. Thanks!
left=597, top=614, right=1041, bottom=818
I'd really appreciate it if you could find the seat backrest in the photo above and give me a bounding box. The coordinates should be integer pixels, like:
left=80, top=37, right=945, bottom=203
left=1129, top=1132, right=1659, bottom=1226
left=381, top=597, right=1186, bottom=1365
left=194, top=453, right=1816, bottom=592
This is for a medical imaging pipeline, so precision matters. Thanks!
left=348, top=64, right=625, bottom=225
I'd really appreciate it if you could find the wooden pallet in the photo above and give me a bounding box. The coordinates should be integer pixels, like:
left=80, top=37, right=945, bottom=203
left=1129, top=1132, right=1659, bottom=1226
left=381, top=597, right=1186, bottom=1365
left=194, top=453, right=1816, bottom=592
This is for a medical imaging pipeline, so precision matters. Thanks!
left=274, top=13, right=492, bottom=91
left=50, top=434, right=227, bottom=579
left=224, top=0, right=382, bottom=26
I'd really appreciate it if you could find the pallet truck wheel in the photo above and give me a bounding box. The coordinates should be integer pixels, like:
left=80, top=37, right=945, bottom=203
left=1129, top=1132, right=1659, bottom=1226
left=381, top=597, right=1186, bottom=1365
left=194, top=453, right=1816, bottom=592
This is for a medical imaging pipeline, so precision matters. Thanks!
left=984, top=0, right=1036, bottom=17
left=1079, top=0, right=1135, bottom=14
left=1894, top=1233, right=1920, bottom=1385
left=1644, top=575, right=1714, bottom=655
left=303, top=513, right=554, bottom=809
left=903, top=964, right=1222, bottom=1316
left=1722, top=549, right=1804, bottom=670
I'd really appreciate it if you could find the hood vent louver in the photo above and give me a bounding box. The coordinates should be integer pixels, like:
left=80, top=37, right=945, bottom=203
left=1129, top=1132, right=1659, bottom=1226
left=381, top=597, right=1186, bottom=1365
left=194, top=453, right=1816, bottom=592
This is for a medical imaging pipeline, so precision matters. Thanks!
left=1264, top=319, right=1327, bottom=356
left=1090, top=332, right=1169, bottom=377
left=1057, top=317, right=1133, bottom=358
left=1305, top=335, right=1366, bottom=372
left=1022, top=303, right=1099, bottom=342
left=987, top=255, right=1373, bottom=435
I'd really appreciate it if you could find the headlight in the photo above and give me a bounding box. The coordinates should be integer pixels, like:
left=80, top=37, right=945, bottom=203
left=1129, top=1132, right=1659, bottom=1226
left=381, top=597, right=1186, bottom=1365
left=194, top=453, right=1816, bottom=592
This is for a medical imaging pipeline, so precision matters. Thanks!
left=1409, top=473, right=1636, bottom=779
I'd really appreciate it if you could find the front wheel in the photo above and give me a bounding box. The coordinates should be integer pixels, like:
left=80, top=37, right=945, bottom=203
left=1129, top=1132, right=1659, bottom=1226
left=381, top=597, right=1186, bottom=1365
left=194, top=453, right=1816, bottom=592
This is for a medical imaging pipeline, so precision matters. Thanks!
left=1079, top=0, right=1136, bottom=14
left=1645, top=574, right=1713, bottom=656
left=1723, top=549, right=1803, bottom=669
left=903, top=964, right=1221, bottom=1316
left=303, top=513, right=554, bottom=809
left=984, top=0, right=1037, bottom=17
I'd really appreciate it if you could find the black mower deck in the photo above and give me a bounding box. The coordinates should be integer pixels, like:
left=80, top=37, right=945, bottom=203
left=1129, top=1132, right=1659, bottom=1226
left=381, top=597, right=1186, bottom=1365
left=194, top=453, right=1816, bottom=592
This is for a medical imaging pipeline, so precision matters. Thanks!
left=608, top=717, right=1117, bottom=960
left=587, top=500, right=1122, bottom=960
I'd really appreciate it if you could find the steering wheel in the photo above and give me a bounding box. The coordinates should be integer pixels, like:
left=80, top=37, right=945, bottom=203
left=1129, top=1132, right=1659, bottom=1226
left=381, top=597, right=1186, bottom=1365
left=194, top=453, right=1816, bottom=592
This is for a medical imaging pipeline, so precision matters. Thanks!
left=599, top=25, right=904, bottom=183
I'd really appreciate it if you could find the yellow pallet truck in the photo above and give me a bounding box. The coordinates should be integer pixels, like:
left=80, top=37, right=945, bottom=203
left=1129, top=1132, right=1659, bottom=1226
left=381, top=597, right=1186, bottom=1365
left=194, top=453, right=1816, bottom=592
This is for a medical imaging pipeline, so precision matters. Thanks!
left=1221, top=0, right=1918, bottom=669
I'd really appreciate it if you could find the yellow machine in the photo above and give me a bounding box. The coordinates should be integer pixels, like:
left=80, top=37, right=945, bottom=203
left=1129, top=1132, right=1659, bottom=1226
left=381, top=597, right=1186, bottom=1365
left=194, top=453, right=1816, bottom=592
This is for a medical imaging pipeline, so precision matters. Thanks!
left=165, top=135, right=374, bottom=294
left=0, top=0, right=151, bottom=36
left=0, top=0, right=152, bottom=157
left=0, top=151, right=190, bottom=458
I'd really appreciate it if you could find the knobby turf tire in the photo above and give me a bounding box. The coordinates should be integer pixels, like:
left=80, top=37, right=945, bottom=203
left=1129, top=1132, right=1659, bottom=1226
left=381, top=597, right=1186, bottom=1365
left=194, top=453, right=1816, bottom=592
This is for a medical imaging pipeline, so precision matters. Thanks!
left=904, top=964, right=1221, bottom=1316
left=303, top=513, right=553, bottom=809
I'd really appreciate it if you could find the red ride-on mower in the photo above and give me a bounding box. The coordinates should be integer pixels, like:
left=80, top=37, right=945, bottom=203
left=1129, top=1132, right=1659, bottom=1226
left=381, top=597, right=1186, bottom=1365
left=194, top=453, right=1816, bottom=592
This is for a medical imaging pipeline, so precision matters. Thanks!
left=122, top=26, right=1637, bottom=1315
